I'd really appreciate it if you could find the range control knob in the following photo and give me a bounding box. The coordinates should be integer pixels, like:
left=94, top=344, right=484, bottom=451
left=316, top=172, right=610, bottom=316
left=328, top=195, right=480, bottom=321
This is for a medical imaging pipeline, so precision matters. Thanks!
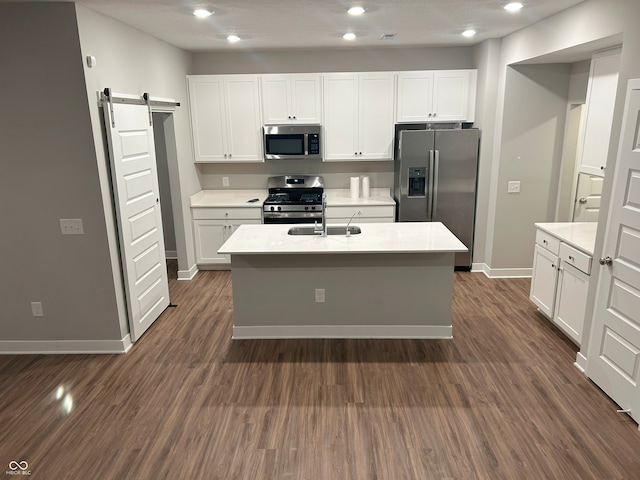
left=270, top=206, right=275, bottom=211
left=277, top=206, right=282, bottom=211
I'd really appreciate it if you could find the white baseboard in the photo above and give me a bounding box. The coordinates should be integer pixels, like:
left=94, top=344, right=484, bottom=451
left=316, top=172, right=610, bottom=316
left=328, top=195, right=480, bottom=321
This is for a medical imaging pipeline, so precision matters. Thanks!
left=0, top=334, right=132, bottom=354
left=472, top=263, right=532, bottom=278
left=232, top=324, right=452, bottom=339
left=165, top=250, right=178, bottom=260
left=177, top=264, right=198, bottom=280
left=574, top=352, right=588, bottom=374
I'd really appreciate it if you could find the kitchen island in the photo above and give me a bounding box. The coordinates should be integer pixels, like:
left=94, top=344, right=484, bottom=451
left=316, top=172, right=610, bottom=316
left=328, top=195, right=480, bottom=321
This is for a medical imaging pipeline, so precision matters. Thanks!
left=218, top=222, right=467, bottom=339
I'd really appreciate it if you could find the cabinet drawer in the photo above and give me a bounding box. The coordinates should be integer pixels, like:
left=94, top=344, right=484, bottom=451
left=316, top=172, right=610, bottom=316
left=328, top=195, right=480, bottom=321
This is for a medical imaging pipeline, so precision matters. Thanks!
left=535, top=229, right=560, bottom=255
left=192, top=207, right=262, bottom=221
left=326, top=205, right=395, bottom=219
left=559, top=243, right=592, bottom=275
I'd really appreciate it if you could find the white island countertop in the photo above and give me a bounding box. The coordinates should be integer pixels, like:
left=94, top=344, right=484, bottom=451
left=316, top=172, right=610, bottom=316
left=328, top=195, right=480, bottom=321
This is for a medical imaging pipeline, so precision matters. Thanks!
left=535, top=222, right=597, bottom=255
left=218, top=222, right=467, bottom=255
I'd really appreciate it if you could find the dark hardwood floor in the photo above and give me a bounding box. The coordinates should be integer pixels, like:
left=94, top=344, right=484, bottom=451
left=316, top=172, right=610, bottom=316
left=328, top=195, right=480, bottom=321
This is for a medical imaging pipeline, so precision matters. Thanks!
left=1, top=261, right=639, bottom=479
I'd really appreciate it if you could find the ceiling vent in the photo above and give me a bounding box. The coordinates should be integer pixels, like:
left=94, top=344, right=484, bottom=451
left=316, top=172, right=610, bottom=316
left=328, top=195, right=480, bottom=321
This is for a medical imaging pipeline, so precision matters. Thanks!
left=380, top=33, right=396, bottom=40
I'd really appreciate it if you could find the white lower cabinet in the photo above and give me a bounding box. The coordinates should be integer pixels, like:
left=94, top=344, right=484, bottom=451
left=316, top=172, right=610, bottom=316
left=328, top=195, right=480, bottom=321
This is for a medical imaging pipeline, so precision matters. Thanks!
left=529, top=226, right=593, bottom=345
left=192, top=207, right=261, bottom=267
left=530, top=244, right=560, bottom=318
left=554, top=261, right=589, bottom=344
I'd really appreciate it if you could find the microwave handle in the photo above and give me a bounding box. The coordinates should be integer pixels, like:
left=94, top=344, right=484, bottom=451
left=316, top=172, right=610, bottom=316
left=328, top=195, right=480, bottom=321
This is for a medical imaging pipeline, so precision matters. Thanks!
left=303, top=133, right=308, bottom=156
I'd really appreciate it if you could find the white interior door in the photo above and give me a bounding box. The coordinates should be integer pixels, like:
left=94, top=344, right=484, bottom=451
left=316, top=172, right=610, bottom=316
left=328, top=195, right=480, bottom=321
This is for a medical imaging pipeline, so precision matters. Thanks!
left=573, top=173, right=603, bottom=222
left=103, top=96, right=170, bottom=342
left=587, top=79, right=640, bottom=426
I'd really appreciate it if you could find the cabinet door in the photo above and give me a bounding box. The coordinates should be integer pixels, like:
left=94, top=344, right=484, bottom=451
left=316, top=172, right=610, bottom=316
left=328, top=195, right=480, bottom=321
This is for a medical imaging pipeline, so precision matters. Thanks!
left=554, top=262, right=589, bottom=345
left=432, top=70, right=472, bottom=122
left=578, top=49, right=621, bottom=176
left=261, top=75, right=292, bottom=124
left=359, top=73, right=395, bottom=160
left=396, top=71, right=434, bottom=123
left=224, top=76, right=263, bottom=162
left=396, top=71, right=433, bottom=123
left=291, top=74, right=322, bottom=123
left=323, top=74, right=359, bottom=161
left=188, top=76, right=228, bottom=162
left=194, top=220, right=229, bottom=264
left=530, top=244, right=559, bottom=318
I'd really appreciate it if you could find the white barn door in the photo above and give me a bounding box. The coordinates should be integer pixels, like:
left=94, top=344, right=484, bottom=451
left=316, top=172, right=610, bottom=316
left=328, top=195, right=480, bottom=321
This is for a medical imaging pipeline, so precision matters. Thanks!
left=587, top=79, right=640, bottom=426
left=102, top=93, right=170, bottom=342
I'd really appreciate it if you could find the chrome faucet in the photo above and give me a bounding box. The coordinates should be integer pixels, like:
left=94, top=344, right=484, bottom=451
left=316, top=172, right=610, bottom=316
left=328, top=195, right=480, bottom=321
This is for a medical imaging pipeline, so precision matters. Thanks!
left=345, top=210, right=362, bottom=236
left=321, top=192, right=328, bottom=236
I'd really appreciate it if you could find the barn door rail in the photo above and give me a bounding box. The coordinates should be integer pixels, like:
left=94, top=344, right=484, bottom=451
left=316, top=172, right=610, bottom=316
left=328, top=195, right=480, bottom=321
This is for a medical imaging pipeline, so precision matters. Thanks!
left=100, top=88, right=180, bottom=127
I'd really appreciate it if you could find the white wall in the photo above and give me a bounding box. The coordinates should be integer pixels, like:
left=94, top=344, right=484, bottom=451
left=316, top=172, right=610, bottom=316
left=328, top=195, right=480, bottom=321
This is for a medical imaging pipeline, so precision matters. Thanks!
left=0, top=3, right=123, bottom=342
left=482, top=0, right=634, bottom=274
left=191, top=46, right=474, bottom=74
left=75, top=4, right=200, bottom=281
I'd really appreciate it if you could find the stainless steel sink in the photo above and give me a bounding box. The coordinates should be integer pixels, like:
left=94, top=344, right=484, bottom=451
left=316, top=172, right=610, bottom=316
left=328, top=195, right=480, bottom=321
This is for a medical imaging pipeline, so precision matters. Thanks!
left=287, top=225, right=362, bottom=236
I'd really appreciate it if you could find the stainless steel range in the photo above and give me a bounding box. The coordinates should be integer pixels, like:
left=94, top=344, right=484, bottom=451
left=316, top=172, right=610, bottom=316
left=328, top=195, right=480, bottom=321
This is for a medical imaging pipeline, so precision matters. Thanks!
left=263, top=175, right=324, bottom=224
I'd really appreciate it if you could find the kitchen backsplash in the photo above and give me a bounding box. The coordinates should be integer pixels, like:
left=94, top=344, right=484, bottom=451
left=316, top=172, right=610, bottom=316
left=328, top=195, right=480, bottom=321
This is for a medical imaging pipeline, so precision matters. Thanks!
left=196, top=160, right=394, bottom=190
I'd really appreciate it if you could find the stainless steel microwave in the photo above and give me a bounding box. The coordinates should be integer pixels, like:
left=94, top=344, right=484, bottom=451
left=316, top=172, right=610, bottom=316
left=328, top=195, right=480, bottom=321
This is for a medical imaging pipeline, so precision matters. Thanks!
left=263, top=125, right=321, bottom=160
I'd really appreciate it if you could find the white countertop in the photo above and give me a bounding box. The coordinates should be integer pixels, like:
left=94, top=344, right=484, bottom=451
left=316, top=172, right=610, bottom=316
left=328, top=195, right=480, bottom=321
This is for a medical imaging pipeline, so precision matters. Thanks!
left=218, top=222, right=467, bottom=255
left=535, top=222, right=597, bottom=255
left=190, top=188, right=395, bottom=208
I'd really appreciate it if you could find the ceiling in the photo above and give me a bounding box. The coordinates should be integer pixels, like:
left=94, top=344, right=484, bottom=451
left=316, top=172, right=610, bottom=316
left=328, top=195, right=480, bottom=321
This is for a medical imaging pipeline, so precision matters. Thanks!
left=4, top=0, right=586, bottom=52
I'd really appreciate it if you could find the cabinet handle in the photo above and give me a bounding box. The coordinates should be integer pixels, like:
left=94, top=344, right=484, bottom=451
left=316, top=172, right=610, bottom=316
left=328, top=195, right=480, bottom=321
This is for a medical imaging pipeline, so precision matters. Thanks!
left=428, top=113, right=432, bottom=118
left=568, top=255, right=574, bottom=261
left=600, top=166, right=605, bottom=171
left=293, top=116, right=296, bottom=120
left=542, top=239, right=547, bottom=244
left=551, top=264, right=556, bottom=269
left=288, top=116, right=292, bottom=119
left=433, top=113, right=437, bottom=117
left=578, top=197, right=587, bottom=204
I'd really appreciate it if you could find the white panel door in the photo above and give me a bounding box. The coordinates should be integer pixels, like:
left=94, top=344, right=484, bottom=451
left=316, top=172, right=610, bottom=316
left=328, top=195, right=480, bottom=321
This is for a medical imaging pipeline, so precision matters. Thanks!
left=579, top=49, right=621, bottom=176
left=103, top=98, right=170, bottom=342
left=290, top=74, right=322, bottom=123
left=587, top=79, right=640, bottom=425
left=573, top=173, right=603, bottom=222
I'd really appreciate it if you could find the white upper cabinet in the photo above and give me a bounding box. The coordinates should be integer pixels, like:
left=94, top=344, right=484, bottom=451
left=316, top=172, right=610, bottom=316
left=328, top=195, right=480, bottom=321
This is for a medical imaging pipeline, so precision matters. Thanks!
left=323, top=72, right=395, bottom=161
left=187, top=75, right=263, bottom=163
left=578, top=48, right=621, bottom=177
left=261, top=74, right=322, bottom=124
left=396, top=70, right=477, bottom=123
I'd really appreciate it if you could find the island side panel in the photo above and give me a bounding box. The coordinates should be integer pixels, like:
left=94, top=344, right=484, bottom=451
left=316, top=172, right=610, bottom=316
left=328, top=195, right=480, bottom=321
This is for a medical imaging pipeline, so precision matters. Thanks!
left=229, top=252, right=455, bottom=339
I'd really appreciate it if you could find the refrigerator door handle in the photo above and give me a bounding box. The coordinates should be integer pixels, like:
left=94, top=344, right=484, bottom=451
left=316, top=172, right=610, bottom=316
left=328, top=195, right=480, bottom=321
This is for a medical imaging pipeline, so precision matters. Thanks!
left=428, top=150, right=434, bottom=221
left=433, top=150, right=440, bottom=219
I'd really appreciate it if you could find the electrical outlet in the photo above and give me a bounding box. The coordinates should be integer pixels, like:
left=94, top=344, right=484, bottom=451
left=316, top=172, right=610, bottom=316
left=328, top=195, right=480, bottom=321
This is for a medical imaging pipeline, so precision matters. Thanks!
left=222, top=177, right=230, bottom=187
left=507, top=181, right=521, bottom=194
left=315, top=288, right=325, bottom=303
left=31, top=302, right=43, bottom=317
left=60, top=218, right=84, bottom=235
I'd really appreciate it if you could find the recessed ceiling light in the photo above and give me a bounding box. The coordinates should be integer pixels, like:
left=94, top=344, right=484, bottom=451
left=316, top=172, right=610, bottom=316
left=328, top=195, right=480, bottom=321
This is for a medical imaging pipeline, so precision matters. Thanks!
left=193, top=9, right=212, bottom=18
left=343, top=32, right=357, bottom=41
left=462, top=29, right=476, bottom=38
left=504, top=2, right=524, bottom=12
left=348, top=6, right=365, bottom=15
left=227, top=35, right=241, bottom=43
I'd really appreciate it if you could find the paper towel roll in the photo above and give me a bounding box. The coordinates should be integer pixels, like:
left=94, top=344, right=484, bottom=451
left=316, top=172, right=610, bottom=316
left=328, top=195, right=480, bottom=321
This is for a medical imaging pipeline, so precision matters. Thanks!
left=350, top=177, right=360, bottom=199
left=361, top=175, right=370, bottom=198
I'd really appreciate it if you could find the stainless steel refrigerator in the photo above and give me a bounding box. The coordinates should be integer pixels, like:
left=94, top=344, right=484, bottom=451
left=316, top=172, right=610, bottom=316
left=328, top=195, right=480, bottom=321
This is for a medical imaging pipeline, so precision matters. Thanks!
left=393, top=125, right=479, bottom=269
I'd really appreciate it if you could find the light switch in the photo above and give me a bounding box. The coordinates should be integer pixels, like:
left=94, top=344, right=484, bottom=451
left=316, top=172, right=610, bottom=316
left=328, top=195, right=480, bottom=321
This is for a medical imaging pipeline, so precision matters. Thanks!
left=507, top=181, right=521, bottom=194
left=60, top=218, right=84, bottom=235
